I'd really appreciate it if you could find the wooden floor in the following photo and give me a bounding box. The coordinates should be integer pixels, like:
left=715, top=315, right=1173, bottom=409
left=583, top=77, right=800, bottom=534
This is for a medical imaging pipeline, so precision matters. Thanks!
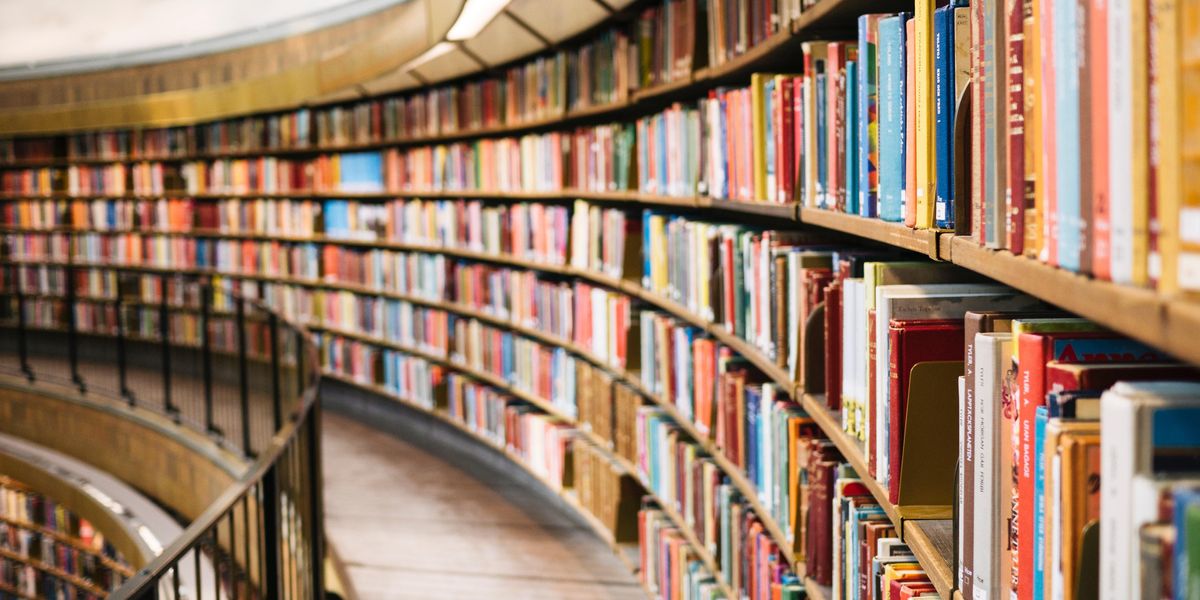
left=321, top=412, right=646, bottom=600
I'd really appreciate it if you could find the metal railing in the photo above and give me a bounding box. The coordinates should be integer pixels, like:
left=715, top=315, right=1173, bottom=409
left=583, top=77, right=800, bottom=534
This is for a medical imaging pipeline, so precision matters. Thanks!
left=0, top=262, right=323, bottom=600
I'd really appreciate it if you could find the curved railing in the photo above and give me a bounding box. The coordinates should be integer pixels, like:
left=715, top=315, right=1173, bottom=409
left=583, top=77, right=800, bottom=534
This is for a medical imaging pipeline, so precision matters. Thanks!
left=0, top=262, right=323, bottom=600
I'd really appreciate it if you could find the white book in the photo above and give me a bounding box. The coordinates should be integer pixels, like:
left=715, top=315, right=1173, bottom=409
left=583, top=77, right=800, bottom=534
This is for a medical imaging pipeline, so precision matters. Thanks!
left=873, top=284, right=1040, bottom=485
left=974, top=332, right=1011, bottom=600
left=1100, top=381, right=1200, bottom=600
left=957, top=374, right=967, bottom=591
left=1106, top=0, right=1134, bottom=283
left=854, top=278, right=868, bottom=442
left=844, top=276, right=864, bottom=432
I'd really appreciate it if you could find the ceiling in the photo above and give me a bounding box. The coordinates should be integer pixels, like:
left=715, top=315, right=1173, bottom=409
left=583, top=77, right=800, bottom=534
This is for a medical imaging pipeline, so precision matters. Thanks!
left=0, top=0, right=408, bottom=77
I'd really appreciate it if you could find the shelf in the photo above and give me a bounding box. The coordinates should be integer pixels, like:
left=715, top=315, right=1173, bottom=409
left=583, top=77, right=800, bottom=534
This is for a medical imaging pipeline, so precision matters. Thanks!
left=947, top=236, right=1200, bottom=366
left=0, top=0, right=896, bottom=169
left=0, top=515, right=133, bottom=577
left=797, top=208, right=950, bottom=260
left=902, top=519, right=955, bottom=600
left=798, top=393, right=956, bottom=596
left=0, top=546, right=110, bottom=596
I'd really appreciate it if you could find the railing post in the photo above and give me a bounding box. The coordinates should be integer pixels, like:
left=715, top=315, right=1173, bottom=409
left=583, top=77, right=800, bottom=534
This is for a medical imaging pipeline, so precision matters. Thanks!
left=202, top=278, right=219, bottom=436
left=269, top=313, right=282, bottom=432
left=261, top=464, right=282, bottom=599
left=237, top=296, right=253, bottom=457
left=307, top=406, right=325, bottom=598
left=115, top=292, right=134, bottom=406
left=160, top=276, right=179, bottom=421
left=13, top=266, right=34, bottom=382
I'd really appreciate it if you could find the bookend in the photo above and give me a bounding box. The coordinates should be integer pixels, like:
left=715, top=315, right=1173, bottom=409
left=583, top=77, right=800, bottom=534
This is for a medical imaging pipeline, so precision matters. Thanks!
left=802, top=302, right=826, bottom=394
left=896, top=360, right=963, bottom=520
left=1074, top=520, right=1100, bottom=600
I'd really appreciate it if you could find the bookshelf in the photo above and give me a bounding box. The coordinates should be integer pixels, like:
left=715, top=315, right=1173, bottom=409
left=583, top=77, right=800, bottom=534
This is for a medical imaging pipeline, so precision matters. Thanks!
left=4, top=0, right=1199, bottom=597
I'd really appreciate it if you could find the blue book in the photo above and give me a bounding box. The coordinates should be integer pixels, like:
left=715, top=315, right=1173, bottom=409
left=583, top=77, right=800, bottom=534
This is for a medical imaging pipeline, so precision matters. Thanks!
left=878, top=15, right=907, bottom=222
left=746, top=387, right=761, bottom=486
left=324, top=200, right=349, bottom=238
left=858, top=15, right=880, bottom=218
left=1033, top=406, right=1049, bottom=600
left=934, top=5, right=956, bottom=229
left=338, top=151, right=384, bottom=192
left=1054, top=0, right=1082, bottom=270
left=845, top=61, right=859, bottom=214
left=656, top=115, right=669, bottom=194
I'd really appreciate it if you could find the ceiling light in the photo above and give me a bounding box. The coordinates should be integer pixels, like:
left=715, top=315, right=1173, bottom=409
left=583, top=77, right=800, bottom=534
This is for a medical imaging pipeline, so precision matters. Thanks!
left=403, top=41, right=457, bottom=70
left=446, top=0, right=511, bottom=41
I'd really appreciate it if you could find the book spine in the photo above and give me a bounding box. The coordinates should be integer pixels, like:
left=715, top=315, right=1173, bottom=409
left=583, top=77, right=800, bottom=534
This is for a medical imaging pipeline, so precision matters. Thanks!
left=1150, top=0, right=1181, bottom=291
left=934, top=7, right=955, bottom=229
left=1023, top=0, right=1043, bottom=257
left=1053, top=0, right=1082, bottom=272
left=1007, top=0, right=1027, bottom=252
left=972, top=0, right=986, bottom=241
left=1039, top=0, right=1059, bottom=265
left=846, top=61, right=860, bottom=215
left=879, top=17, right=905, bottom=222
left=906, top=18, right=918, bottom=227
left=915, top=0, right=938, bottom=229
left=1089, top=0, right=1112, bottom=279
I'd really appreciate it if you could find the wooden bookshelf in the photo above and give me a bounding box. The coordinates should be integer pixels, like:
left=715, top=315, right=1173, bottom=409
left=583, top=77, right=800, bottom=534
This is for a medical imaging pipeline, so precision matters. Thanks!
left=0, top=546, right=111, bottom=596
left=8, top=0, right=1197, bottom=595
left=0, top=515, right=133, bottom=577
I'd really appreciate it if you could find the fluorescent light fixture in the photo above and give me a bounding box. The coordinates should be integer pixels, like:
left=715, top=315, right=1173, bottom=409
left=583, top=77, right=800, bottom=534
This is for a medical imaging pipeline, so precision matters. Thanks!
left=403, top=41, right=457, bottom=70
left=446, top=0, right=511, bottom=41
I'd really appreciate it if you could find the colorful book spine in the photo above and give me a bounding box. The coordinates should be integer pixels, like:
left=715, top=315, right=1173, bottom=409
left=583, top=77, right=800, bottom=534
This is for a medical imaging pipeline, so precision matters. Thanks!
left=878, top=15, right=907, bottom=223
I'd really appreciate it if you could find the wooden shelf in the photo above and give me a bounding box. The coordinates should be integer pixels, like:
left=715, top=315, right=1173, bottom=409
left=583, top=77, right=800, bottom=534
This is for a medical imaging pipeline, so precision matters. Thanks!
left=798, top=393, right=956, bottom=596
left=0, top=546, right=111, bottom=596
left=947, top=237, right=1200, bottom=365
left=902, top=520, right=955, bottom=600
left=798, top=208, right=950, bottom=259
left=0, top=515, right=133, bottom=577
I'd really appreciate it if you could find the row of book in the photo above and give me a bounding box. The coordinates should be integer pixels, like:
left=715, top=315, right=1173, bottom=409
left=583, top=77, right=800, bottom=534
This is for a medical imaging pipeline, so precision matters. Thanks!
left=0, top=0, right=816, bottom=166
left=0, top=478, right=130, bottom=594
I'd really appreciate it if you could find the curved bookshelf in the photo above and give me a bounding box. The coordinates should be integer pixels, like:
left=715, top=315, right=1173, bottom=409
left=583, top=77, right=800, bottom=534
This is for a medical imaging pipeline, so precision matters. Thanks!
left=5, top=0, right=1195, bottom=597
left=8, top=253, right=808, bottom=577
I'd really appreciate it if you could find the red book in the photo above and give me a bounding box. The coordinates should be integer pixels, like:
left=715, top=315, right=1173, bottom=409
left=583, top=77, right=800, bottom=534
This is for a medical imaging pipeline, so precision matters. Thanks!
left=805, top=440, right=841, bottom=586
left=793, top=77, right=805, bottom=201
left=1045, top=361, right=1199, bottom=394
left=1013, top=332, right=1171, bottom=597
left=886, top=319, right=965, bottom=503
left=860, top=521, right=897, bottom=598
left=899, top=582, right=938, bottom=599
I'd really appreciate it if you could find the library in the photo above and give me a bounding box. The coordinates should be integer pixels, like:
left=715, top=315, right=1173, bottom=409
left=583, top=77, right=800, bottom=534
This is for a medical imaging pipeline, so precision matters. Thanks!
left=0, top=0, right=1196, bottom=598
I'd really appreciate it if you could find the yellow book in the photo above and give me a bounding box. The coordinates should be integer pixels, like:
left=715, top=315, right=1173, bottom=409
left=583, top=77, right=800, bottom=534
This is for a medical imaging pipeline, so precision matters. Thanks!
left=1154, top=0, right=1184, bottom=292
left=881, top=563, right=926, bottom=600
left=1132, top=0, right=1151, bottom=285
left=751, top=73, right=772, bottom=201
left=914, top=0, right=937, bottom=228
left=1178, top=0, right=1200, bottom=292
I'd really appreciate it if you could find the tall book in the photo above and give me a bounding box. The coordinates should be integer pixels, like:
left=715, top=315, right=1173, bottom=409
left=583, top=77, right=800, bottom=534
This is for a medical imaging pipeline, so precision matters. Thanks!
left=858, top=14, right=886, bottom=218
left=1007, top=0, right=1028, bottom=252
left=914, top=0, right=938, bottom=229
left=1107, top=0, right=1150, bottom=285
left=878, top=15, right=909, bottom=223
